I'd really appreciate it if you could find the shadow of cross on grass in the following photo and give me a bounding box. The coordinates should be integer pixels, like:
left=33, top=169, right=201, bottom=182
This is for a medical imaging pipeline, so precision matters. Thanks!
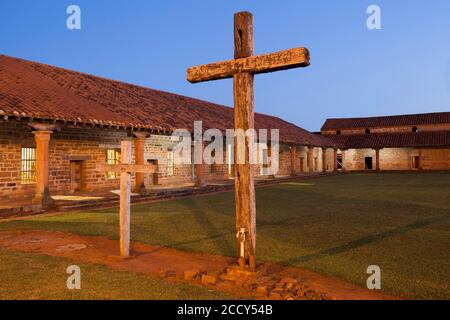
left=164, top=198, right=236, bottom=256
left=280, top=213, right=450, bottom=265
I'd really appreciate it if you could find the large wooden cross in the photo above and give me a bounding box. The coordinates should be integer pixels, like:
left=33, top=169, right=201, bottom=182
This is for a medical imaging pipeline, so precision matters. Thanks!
left=99, top=140, right=156, bottom=257
left=187, top=12, right=310, bottom=270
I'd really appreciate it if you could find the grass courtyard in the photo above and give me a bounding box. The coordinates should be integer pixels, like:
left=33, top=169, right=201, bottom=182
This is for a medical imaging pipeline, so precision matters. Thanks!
left=0, top=249, right=232, bottom=300
left=0, top=172, right=449, bottom=299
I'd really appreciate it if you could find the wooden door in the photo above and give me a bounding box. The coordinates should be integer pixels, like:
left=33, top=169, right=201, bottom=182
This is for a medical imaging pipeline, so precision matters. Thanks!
left=412, top=156, right=420, bottom=169
left=365, top=157, right=373, bottom=170
left=147, top=159, right=159, bottom=185
left=70, top=161, right=83, bottom=193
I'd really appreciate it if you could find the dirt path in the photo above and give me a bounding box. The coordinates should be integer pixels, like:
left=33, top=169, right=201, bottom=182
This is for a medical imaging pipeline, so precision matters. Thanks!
left=0, top=230, right=397, bottom=300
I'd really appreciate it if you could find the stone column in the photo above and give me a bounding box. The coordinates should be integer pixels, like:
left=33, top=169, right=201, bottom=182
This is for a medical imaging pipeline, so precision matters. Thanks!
left=308, top=147, right=314, bottom=172
left=375, top=148, right=381, bottom=171
left=333, top=148, right=338, bottom=171
left=290, top=145, right=297, bottom=176
left=133, top=132, right=148, bottom=193
left=322, top=147, right=327, bottom=172
left=32, top=130, right=53, bottom=208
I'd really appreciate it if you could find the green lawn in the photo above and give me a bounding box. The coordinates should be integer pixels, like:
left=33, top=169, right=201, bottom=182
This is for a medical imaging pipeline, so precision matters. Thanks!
left=0, top=249, right=233, bottom=300
left=1, top=172, right=449, bottom=299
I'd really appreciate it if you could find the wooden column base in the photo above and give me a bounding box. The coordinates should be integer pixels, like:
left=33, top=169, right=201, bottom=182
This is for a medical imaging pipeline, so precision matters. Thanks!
left=132, top=185, right=146, bottom=194
left=195, top=164, right=207, bottom=188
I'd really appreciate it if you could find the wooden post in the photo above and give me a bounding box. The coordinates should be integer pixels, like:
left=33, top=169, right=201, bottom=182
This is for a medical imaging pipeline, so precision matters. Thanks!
left=120, top=140, right=132, bottom=257
left=32, top=130, right=53, bottom=208
left=375, top=148, right=381, bottom=171
left=308, top=147, right=314, bottom=172
left=333, top=148, right=338, bottom=171
left=342, top=150, right=347, bottom=171
left=233, top=12, right=256, bottom=270
left=290, top=145, right=297, bottom=176
left=195, top=163, right=206, bottom=188
left=133, top=133, right=147, bottom=194
left=195, top=141, right=206, bottom=188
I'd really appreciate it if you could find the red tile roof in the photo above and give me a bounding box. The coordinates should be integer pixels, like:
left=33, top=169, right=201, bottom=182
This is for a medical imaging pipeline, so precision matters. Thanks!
left=0, top=54, right=334, bottom=147
left=322, top=112, right=450, bottom=131
left=329, top=131, right=450, bottom=149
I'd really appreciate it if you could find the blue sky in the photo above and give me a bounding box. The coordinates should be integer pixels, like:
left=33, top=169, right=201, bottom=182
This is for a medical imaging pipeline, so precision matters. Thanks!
left=1, top=0, right=449, bottom=131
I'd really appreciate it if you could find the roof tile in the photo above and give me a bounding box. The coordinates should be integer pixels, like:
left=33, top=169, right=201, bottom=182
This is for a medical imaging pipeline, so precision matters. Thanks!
left=322, top=112, right=450, bottom=131
left=329, top=131, right=450, bottom=149
left=0, top=55, right=334, bottom=147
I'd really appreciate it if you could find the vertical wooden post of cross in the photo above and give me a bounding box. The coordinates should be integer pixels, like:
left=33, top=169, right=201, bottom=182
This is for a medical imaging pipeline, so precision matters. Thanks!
left=120, top=140, right=132, bottom=257
left=233, top=13, right=257, bottom=270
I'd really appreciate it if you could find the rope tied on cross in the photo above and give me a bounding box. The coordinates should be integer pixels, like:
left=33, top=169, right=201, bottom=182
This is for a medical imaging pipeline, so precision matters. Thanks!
left=236, top=227, right=247, bottom=258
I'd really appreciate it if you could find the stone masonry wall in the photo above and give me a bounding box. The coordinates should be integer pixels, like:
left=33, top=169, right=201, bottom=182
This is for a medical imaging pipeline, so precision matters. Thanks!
left=0, top=121, right=232, bottom=202
left=342, top=147, right=450, bottom=171
left=1, top=120, right=345, bottom=204
left=0, top=121, right=35, bottom=201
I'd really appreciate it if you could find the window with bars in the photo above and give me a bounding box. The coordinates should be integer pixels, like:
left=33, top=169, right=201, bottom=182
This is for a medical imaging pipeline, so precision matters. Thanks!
left=21, top=147, right=37, bottom=184
left=167, top=151, right=174, bottom=176
left=106, top=149, right=121, bottom=179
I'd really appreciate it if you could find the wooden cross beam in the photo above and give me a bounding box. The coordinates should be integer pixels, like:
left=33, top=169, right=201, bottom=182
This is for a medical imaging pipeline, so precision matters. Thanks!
left=187, top=12, right=311, bottom=271
left=187, top=47, right=310, bottom=83
left=99, top=140, right=156, bottom=257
